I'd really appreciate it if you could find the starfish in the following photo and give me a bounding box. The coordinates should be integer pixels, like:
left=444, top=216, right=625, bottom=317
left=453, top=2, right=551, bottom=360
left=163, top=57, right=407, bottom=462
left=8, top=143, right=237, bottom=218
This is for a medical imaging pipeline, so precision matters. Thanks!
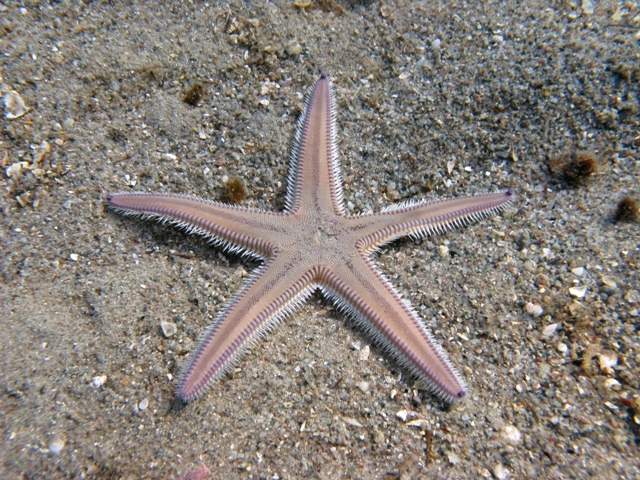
left=106, top=74, right=513, bottom=403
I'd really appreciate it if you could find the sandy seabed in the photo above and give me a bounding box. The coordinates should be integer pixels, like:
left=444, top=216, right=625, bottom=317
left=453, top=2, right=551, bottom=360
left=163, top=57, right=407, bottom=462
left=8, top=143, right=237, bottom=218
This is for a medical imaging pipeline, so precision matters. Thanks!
left=1, top=1, right=639, bottom=478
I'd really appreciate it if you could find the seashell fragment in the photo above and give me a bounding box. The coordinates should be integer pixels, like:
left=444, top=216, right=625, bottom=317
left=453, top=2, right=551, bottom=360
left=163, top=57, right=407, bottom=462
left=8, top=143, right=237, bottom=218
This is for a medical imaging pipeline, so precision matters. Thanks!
left=4, top=90, right=28, bottom=119
left=569, top=285, right=587, bottom=298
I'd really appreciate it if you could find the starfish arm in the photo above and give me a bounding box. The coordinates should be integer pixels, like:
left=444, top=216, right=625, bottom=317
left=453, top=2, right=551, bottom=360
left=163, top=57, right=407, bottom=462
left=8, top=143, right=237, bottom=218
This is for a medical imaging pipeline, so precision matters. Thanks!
left=285, top=74, right=345, bottom=216
left=105, top=192, right=285, bottom=259
left=319, top=257, right=467, bottom=403
left=356, top=190, right=514, bottom=252
left=177, top=253, right=319, bottom=402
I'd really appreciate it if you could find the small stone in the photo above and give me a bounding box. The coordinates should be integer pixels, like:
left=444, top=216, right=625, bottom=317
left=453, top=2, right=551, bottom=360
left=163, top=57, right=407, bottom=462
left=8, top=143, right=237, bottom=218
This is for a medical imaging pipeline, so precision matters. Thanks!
left=68, top=253, right=79, bottom=262
left=358, top=345, right=370, bottom=362
left=601, top=276, right=617, bottom=289
left=581, top=0, right=594, bottom=14
left=285, top=39, right=303, bottom=56
left=62, top=117, right=75, bottom=129
left=501, top=425, right=522, bottom=445
left=92, top=375, right=107, bottom=387
left=438, top=245, right=449, bottom=257
left=161, top=321, right=177, bottom=338
left=180, top=462, right=211, bottom=480
left=557, top=342, right=568, bottom=354
left=493, top=463, right=510, bottom=480
left=372, top=428, right=385, bottom=444
left=139, top=398, right=149, bottom=411
left=571, top=267, right=585, bottom=276
left=491, top=34, right=504, bottom=44
left=396, top=409, right=409, bottom=422
left=356, top=381, right=370, bottom=393
left=48, top=434, right=66, bottom=455
left=447, top=452, right=460, bottom=465
left=524, top=302, right=543, bottom=317
left=568, top=301, right=584, bottom=316
left=569, top=285, right=587, bottom=298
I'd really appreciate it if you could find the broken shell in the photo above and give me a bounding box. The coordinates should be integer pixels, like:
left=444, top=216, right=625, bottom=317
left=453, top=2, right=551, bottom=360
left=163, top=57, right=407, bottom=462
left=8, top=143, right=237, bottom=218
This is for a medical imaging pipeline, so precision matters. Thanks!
left=4, top=90, right=28, bottom=119
left=6, top=161, right=29, bottom=177
left=48, top=434, right=66, bottom=455
left=598, top=351, right=617, bottom=370
left=406, top=419, right=429, bottom=429
left=542, top=323, right=558, bottom=337
left=160, top=321, right=177, bottom=338
left=343, top=417, right=364, bottom=428
left=569, top=285, right=587, bottom=298
left=604, top=378, right=621, bottom=390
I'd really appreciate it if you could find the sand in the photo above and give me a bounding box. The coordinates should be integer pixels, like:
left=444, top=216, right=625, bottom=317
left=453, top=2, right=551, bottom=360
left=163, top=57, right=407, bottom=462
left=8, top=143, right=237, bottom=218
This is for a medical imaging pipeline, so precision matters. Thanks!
left=1, top=1, right=639, bottom=478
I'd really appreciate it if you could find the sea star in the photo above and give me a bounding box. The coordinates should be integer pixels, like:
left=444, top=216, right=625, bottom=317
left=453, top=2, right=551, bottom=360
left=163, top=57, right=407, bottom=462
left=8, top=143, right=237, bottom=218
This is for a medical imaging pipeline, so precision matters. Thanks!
left=107, top=74, right=513, bottom=403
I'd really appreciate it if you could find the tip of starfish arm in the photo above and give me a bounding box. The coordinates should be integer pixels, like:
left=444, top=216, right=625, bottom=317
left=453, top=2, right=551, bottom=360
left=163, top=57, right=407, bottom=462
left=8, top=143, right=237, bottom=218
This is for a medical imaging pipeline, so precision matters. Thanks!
left=320, top=72, right=327, bottom=79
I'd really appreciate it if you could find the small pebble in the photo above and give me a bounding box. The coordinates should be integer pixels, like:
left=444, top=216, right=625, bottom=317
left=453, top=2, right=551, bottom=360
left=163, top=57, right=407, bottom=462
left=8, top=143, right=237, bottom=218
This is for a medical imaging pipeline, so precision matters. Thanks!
left=557, top=342, right=568, bottom=354
left=161, top=321, right=177, bottom=338
left=358, top=345, right=370, bottom=362
left=493, top=463, right=510, bottom=480
left=139, top=398, right=149, bottom=411
left=68, top=253, right=79, bottom=262
left=571, top=267, right=585, bottom=276
left=92, top=375, right=107, bottom=387
left=438, top=245, right=449, bottom=257
left=501, top=425, right=522, bottom=445
left=180, top=463, right=211, bottom=480
left=285, top=39, right=303, bottom=56
left=524, top=302, right=543, bottom=317
left=356, top=381, right=370, bottom=393
left=62, top=117, right=75, bottom=129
